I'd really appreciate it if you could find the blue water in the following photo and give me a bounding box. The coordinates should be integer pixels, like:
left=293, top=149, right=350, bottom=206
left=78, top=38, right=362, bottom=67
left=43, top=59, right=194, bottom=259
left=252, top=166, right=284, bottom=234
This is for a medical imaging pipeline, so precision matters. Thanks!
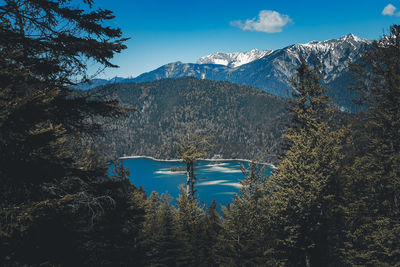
left=116, top=158, right=272, bottom=207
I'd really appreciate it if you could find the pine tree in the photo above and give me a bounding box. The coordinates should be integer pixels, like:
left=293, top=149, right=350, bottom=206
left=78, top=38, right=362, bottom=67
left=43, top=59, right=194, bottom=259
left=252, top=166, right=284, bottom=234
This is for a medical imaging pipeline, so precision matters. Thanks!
left=267, top=60, right=347, bottom=266
left=343, top=24, right=400, bottom=265
left=200, top=200, right=221, bottom=267
left=0, top=0, right=128, bottom=205
left=139, top=192, right=183, bottom=266
left=173, top=186, right=209, bottom=266
left=217, top=161, right=274, bottom=266
left=178, top=135, right=214, bottom=199
left=0, top=1, right=148, bottom=265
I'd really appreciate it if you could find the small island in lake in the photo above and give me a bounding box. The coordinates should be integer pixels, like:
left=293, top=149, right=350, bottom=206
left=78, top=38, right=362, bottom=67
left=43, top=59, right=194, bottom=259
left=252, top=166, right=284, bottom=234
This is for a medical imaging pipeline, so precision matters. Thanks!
left=168, top=166, right=187, bottom=172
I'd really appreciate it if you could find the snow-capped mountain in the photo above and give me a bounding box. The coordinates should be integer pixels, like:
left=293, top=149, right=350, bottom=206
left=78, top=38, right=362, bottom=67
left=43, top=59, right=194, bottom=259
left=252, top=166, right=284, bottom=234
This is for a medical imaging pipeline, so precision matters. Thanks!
left=283, top=34, right=370, bottom=83
left=132, top=34, right=370, bottom=111
left=196, top=49, right=273, bottom=68
left=79, top=34, right=370, bottom=111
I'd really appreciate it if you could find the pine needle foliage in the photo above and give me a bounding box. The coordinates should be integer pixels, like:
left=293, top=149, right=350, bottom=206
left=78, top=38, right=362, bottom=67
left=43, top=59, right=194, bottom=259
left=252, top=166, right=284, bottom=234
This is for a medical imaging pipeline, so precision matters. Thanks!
left=343, top=24, right=400, bottom=266
left=267, top=60, right=347, bottom=266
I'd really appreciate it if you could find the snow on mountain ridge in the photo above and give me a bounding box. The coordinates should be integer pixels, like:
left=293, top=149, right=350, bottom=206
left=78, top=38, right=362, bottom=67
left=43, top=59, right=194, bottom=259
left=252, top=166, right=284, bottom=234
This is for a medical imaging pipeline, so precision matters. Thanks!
left=196, top=34, right=369, bottom=72
left=108, top=33, right=372, bottom=112
left=284, top=34, right=371, bottom=82
left=80, top=33, right=371, bottom=112
left=301, top=33, right=368, bottom=47
left=197, top=48, right=273, bottom=68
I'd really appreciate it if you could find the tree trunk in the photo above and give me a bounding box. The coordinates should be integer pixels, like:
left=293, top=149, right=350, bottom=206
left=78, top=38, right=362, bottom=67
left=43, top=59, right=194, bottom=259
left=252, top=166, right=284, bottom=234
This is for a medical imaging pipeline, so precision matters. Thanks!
left=190, top=165, right=195, bottom=198
left=186, top=162, right=194, bottom=198
left=186, top=163, right=191, bottom=198
left=305, top=254, right=311, bottom=267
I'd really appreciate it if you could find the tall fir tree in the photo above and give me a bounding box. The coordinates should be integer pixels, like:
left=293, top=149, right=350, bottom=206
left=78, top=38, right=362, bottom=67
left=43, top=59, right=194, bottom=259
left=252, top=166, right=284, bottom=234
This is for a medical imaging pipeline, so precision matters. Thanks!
left=266, top=60, right=347, bottom=266
left=139, top=192, right=183, bottom=266
left=178, top=135, right=214, bottom=199
left=217, top=161, right=274, bottom=266
left=0, top=0, right=128, bottom=205
left=173, top=187, right=209, bottom=266
left=0, top=1, right=148, bottom=265
left=343, top=24, right=400, bottom=265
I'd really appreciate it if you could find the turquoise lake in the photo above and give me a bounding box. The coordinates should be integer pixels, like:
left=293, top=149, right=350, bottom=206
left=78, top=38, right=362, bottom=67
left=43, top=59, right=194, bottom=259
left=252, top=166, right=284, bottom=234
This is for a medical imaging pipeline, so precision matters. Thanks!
left=118, top=157, right=273, bottom=207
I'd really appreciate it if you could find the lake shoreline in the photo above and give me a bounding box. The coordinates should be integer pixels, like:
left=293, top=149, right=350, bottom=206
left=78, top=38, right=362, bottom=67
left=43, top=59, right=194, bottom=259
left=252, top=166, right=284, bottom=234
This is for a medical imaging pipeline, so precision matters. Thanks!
left=119, top=155, right=277, bottom=169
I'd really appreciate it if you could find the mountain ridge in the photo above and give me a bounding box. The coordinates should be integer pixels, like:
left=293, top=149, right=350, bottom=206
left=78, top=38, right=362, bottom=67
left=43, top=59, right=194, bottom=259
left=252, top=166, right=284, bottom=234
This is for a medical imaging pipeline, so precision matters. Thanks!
left=196, top=48, right=273, bottom=68
left=78, top=34, right=371, bottom=112
left=131, top=33, right=370, bottom=112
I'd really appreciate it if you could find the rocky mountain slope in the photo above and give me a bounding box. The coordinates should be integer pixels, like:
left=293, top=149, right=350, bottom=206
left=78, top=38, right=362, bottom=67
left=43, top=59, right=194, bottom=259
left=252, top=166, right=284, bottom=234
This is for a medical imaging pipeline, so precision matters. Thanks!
left=196, top=48, right=273, bottom=67
left=78, top=34, right=370, bottom=112
left=132, top=34, right=370, bottom=112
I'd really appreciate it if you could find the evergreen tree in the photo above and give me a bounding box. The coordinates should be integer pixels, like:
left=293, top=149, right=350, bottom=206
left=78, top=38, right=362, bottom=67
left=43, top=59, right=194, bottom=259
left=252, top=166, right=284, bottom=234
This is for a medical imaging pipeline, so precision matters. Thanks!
left=173, top=186, right=209, bottom=266
left=0, top=0, right=128, bottom=205
left=201, top=200, right=222, bottom=266
left=0, top=1, right=148, bottom=265
left=178, top=135, right=214, bottom=198
left=139, top=192, right=183, bottom=266
left=140, top=189, right=219, bottom=267
left=267, top=61, right=347, bottom=266
left=343, top=24, right=400, bottom=265
left=217, top=161, right=274, bottom=266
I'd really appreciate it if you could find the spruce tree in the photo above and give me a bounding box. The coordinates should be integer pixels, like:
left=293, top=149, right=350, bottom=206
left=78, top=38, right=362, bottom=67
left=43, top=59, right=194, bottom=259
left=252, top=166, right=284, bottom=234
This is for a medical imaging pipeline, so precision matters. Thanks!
left=217, top=161, right=273, bottom=266
left=0, top=0, right=128, bottom=205
left=178, top=135, right=214, bottom=199
left=343, top=24, right=400, bottom=265
left=201, top=200, right=221, bottom=267
left=173, top=186, right=209, bottom=266
left=139, top=192, right=183, bottom=266
left=0, top=1, right=148, bottom=265
left=267, top=60, right=347, bottom=266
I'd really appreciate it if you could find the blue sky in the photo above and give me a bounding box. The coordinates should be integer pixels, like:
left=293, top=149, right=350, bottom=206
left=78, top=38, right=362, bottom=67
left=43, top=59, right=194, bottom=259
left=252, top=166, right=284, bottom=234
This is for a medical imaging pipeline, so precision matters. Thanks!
left=89, top=0, right=400, bottom=79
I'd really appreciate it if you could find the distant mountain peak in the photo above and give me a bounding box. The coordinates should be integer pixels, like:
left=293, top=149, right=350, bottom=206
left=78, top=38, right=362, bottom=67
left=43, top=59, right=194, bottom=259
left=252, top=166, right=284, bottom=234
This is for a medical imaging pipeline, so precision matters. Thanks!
left=196, top=34, right=369, bottom=69
left=130, top=34, right=372, bottom=112
left=78, top=34, right=370, bottom=112
left=300, top=33, right=369, bottom=48
left=197, top=48, right=273, bottom=68
left=339, top=33, right=364, bottom=42
left=168, top=61, right=183, bottom=66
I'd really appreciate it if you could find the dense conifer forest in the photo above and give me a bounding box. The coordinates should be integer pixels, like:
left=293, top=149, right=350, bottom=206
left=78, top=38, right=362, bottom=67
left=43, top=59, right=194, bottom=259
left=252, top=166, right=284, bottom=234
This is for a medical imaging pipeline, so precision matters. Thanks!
left=90, top=77, right=289, bottom=163
left=0, top=1, right=399, bottom=266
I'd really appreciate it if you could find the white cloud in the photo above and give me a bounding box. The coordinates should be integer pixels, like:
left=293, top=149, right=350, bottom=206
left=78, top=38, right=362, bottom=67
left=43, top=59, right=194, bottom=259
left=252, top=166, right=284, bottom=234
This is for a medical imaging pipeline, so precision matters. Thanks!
left=382, top=3, right=397, bottom=16
left=230, top=10, right=292, bottom=33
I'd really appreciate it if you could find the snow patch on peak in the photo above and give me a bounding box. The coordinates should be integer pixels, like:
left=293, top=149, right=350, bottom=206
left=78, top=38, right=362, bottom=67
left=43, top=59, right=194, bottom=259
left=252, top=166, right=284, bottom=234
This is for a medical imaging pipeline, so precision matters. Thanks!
left=300, top=34, right=370, bottom=48
left=339, top=33, right=364, bottom=42
left=197, top=49, right=273, bottom=68
left=280, top=34, right=372, bottom=83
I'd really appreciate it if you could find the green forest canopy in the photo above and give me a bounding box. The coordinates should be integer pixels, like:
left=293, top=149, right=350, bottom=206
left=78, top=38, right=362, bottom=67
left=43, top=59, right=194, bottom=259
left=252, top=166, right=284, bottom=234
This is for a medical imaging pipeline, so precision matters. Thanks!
left=0, top=0, right=399, bottom=265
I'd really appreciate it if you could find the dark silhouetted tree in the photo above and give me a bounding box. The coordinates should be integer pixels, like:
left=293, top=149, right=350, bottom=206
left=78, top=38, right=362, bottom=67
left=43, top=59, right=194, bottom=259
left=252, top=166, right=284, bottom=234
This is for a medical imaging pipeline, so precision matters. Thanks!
left=0, top=1, right=148, bottom=265
left=343, top=24, right=400, bottom=266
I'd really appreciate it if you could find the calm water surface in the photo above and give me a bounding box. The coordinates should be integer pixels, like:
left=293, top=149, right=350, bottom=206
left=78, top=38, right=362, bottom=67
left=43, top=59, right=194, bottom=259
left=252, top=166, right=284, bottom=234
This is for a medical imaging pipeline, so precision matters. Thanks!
left=118, top=158, right=272, bottom=207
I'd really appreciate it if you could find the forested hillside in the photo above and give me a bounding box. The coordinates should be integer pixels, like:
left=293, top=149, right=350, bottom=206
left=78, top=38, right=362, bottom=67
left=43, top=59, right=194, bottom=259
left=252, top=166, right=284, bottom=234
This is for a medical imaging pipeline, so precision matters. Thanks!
left=1, top=0, right=399, bottom=265
left=93, top=77, right=289, bottom=163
